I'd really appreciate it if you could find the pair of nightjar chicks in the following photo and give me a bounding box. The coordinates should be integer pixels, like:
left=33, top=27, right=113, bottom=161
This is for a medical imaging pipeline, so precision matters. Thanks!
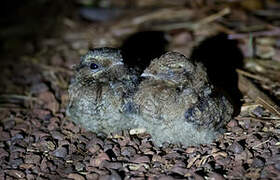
left=67, top=48, right=233, bottom=146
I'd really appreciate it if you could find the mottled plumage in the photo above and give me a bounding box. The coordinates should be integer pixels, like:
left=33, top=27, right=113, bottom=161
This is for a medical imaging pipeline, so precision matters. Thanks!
left=133, top=52, right=233, bottom=146
left=67, top=48, right=140, bottom=134
left=67, top=49, right=233, bottom=147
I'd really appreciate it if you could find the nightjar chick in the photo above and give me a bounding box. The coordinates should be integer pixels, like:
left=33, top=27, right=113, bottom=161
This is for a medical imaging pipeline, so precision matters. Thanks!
left=133, top=52, right=233, bottom=146
left=67, top=47, right=140, bottom=135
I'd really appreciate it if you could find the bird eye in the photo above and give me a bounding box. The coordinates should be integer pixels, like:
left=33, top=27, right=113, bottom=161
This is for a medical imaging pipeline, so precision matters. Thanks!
left=90, top=63, right=99, bottom=70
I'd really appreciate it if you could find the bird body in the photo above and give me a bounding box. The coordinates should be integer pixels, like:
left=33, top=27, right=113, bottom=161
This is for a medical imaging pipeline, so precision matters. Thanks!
left=67, top=48, right=139, bottom=134
left=133, top=52, right=233, bottom=146
left=67, top=49, right=233, bottom=146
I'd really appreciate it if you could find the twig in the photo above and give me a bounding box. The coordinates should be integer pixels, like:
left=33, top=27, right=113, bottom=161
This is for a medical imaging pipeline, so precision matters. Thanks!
left=236, top=69, right=270, bottom=83
left=238, top=74, right=278, bottom=112
left=147, top=8, right=230, bottom=31
left=235, top=116, right=274, bottom=123
left=131, top=8, right=194, bottom=26
left=21, top=55, right=73, bottom=75
left=260, top=116, right=280, bottom=120
left=256, top=97, right=280, bottom=117
left=194, top=8, right=231, bottom=28
left=0, top=94, right=38, bottom=101
left=38, top=64, right=73, bottom=75
left=228, top=28, right=280, bottom=40
left=0, top=107, right=28, bottom=111
left=252, top=138, right=270, bottom=149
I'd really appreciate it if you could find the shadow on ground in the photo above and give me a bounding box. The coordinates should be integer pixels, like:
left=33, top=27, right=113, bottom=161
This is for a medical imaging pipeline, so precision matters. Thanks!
left=121, top=31, right=168, bottom=73
left=191, top=33, right=244, bottom=116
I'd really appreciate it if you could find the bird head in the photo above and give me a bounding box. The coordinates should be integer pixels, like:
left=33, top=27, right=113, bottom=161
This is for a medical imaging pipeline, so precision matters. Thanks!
left=74, top=48, right=124, bottom=84
left=141, top=52, right=195, bottom=85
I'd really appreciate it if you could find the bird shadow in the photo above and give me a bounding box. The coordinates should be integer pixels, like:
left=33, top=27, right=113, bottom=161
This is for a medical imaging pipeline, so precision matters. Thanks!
left=120, top=32, right=243, bottom=116
left=190, top=33, right=244, bottom=116
left=120, top=31, right=168, bottom=73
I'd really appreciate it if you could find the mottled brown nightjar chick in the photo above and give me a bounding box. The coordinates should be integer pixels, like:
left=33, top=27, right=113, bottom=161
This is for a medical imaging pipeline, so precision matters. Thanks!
left=66, top=48, right=140, bottom=135
left=133, top=52, right=233, bottom=146
left=67, top=49, right=233, bottom=147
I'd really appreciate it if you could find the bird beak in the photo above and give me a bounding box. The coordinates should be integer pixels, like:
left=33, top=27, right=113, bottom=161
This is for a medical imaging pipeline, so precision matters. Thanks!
left=140, top=72, right=155, bottom=78
left=112, top=62, right=124, bottom=66
left=71, top=64, right=78, bottom=70
left=73, top=64, right=86, bottom=72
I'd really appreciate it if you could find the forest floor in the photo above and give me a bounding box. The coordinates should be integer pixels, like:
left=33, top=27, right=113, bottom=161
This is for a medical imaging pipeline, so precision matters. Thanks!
left=0, top=0, right=280, bottom=179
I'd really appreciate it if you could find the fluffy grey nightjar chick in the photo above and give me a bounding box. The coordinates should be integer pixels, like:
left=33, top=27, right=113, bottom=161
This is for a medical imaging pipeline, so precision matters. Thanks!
left=133, top=52, right=233, bottom=146
left=66, top=47, right=140, bottom=134
left=67, top=49, right=233, bottom=147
